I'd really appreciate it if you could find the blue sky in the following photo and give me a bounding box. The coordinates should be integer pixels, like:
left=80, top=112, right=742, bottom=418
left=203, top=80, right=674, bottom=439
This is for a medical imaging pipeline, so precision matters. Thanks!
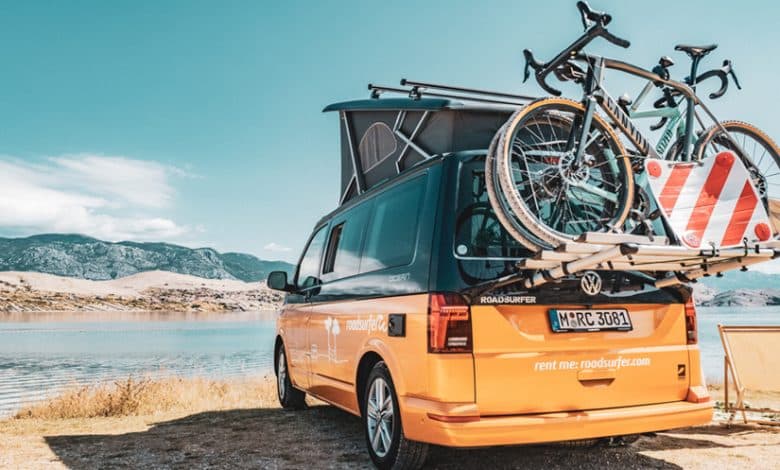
left=0, top=0, right=778, bottom=262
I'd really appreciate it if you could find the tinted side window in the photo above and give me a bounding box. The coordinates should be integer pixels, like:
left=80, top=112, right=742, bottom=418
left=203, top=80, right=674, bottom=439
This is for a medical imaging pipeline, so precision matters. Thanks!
left=296, top=226, right=327, bottom=289
left=322, top=201, right=372, bottom=280
left=362, top=175, right=427, bottom=273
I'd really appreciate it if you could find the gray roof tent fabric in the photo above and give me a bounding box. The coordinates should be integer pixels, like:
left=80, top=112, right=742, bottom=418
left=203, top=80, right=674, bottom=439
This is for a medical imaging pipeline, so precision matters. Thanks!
left=324, top=98, right=513, bottom=204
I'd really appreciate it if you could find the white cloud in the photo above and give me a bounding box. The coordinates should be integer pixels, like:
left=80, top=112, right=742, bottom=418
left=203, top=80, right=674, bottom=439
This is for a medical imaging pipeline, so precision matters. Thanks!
left=264, top=242, right=292, bottom=252
left=0, top=154, right=190, bottom=241
left=50, top=154, right=183, bottom=208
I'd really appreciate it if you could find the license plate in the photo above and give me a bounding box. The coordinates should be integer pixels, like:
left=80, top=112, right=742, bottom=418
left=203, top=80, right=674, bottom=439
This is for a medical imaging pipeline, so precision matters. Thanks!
left=548, top=308, right=633, bottom=332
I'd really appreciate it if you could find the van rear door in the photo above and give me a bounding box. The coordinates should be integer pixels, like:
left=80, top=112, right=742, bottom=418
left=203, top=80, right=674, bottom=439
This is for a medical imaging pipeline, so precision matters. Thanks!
left=470, top=301, right=690, bottom=415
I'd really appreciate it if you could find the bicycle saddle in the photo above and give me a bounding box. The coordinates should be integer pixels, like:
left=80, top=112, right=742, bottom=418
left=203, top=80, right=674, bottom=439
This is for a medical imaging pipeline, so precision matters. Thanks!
left=674, top=44, right=718, bottom=58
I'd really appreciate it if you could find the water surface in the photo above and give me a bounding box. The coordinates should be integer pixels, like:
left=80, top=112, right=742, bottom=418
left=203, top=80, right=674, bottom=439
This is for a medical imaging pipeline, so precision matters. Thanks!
left=1, top=307, right=778, bottom=417
left=0, top=311, right=277, bottom=416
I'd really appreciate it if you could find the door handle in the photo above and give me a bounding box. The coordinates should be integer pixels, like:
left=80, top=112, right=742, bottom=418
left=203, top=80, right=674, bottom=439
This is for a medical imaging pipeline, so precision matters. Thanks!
left=577, top=368, right=617, bottom=385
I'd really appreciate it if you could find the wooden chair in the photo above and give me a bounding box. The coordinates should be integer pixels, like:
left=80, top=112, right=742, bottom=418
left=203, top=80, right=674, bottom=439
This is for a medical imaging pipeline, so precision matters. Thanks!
left=719, top=324, right=780, bottom=425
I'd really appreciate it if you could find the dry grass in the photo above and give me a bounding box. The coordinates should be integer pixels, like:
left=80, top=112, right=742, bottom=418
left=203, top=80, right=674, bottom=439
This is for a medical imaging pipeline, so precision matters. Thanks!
left=12, top=375, right=280, bottom=420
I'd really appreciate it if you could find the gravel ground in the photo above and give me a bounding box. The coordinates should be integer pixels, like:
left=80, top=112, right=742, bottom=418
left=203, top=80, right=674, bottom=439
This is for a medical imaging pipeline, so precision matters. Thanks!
left=2, top=404, right=780, bottom=469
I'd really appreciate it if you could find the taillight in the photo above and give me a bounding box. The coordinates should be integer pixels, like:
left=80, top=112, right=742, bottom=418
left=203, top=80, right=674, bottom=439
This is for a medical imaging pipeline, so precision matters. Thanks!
left=428, top=293, right=473, bottom=353
left=684, top=297, right=697, bottom=344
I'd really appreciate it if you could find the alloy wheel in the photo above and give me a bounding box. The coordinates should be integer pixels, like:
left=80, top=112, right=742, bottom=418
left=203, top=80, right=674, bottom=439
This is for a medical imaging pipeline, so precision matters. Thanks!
left=366, top=377, right=394, bottom=457
left=277, top=350, right=287, bottom=401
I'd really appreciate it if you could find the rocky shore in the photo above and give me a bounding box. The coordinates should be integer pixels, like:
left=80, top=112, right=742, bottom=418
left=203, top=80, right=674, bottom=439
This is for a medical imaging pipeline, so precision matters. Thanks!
left=697, top=288, right=780, bottom=307
left=0, top=271, right=284, bottom=313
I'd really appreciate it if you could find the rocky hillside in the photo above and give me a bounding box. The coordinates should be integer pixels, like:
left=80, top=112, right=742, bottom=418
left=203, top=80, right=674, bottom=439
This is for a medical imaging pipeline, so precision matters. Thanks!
left=0, top=234, right=293, bottom=282
left=0, top=271, right=284, bottom=313
left=699, top=288, right=780, bottom=307
left=696, top=270, right=780, bottom=306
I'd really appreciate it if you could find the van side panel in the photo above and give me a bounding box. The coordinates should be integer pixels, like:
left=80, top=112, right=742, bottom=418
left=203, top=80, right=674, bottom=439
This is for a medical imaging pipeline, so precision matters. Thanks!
left=278, top=303, right=311, bottom=390
left=306, top=294, right=474, bottom=414
left=471, top=303, right=690, bottom=415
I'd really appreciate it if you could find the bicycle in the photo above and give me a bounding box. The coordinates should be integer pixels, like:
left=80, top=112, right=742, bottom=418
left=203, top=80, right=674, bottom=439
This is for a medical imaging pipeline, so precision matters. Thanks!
left=622, top=54, right=739, bottom=161
left=487, top=1, right=780, bottom=250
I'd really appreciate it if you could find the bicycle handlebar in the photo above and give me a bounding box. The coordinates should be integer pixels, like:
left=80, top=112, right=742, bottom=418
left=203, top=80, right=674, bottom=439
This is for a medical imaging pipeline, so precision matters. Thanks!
left=696, top=60, right=741, bottom=99
left=577, top=1, right=611, bottom=28
left=524, top=2, right=630, bottom=96
left=600, top=30, right=631, bottom=48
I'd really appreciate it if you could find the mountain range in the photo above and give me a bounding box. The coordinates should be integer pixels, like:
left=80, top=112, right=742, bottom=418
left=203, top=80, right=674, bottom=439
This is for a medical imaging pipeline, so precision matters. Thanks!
left=0, top=234, right=294, bottom=282
left=0, top=233, right=778, bottom=303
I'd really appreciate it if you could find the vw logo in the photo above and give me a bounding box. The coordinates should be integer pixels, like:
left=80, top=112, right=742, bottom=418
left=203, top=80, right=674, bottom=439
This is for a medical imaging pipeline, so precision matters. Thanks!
left=580, top=271, right=602, bottom=296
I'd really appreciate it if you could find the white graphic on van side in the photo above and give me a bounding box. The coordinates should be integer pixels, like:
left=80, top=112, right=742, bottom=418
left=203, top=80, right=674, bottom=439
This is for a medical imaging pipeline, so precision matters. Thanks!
left=346, top=315, right=386, bottom=334
left=533, top=356, right=651, bottom=372
left=324, top=317, right=341, bottom=363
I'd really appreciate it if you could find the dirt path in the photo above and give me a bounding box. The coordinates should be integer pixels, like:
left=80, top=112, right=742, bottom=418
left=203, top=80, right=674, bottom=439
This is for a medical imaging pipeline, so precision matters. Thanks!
left=3, top=404, right=780, bottom=469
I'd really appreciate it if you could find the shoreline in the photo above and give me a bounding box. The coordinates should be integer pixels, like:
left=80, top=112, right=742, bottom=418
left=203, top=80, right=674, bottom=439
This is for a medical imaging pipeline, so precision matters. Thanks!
left=0, top=271, right=284, bottom=313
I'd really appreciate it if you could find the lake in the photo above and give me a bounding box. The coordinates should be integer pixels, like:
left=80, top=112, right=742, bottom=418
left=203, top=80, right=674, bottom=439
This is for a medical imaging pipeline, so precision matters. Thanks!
left=0, top=307, right=778, bottom=417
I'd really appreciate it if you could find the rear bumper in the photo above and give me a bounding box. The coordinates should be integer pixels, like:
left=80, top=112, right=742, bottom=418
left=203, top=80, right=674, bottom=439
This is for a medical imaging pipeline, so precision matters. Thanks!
left=400, top=397, right=713, bottom=447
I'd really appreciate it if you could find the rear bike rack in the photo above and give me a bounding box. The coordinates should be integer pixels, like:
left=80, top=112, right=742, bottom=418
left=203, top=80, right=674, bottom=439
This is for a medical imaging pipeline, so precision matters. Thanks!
left=517, top=232, right=780, bottom=289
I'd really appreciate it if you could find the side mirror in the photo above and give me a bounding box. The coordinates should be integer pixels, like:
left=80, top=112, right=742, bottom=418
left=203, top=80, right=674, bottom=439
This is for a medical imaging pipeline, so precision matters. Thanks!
left=267, top=271, right=294, bottom=292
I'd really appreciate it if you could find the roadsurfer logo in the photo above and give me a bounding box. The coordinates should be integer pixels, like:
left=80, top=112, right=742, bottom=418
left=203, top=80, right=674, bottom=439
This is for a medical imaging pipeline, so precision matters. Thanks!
left=346, top=315, right=386, bottom=333
left=477, top=295, right=536, bottom=305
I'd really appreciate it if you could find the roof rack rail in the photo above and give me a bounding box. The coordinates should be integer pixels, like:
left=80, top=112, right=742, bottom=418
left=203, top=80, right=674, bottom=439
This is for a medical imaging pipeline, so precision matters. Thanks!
left=401, top=78, right=536, bottom=102
left=367, top=79, right=536, bottom=107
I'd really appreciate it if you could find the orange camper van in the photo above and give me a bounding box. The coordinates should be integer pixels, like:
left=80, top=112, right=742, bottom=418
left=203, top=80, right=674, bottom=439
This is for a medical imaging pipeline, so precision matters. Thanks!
left=267, top=97, right=712, bottom=469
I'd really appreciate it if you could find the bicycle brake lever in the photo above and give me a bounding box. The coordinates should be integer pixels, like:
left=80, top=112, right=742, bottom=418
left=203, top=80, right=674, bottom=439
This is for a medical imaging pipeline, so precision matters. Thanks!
left=730, top=69, right=742, bottom=90
left=724, top=60, right=742, bottom=90
left=523, top=49, right=540, bottom=83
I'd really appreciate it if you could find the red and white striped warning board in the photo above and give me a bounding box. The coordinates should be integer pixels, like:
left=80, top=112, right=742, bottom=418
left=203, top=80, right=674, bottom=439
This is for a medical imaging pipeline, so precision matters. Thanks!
left=645, top=151, right=775, bottom=249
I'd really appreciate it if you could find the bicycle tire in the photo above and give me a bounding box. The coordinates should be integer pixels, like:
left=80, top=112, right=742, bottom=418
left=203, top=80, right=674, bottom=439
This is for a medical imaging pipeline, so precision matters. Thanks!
left=694, top=120, right=780, bottom=211
left=485, top=124, right=554, bottom=250
left=495, top=97, right=634, bottom=248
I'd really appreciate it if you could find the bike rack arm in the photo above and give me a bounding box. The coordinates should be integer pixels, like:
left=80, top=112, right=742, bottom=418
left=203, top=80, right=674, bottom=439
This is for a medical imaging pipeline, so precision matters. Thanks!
left=517, top=231, right=780, bottom=290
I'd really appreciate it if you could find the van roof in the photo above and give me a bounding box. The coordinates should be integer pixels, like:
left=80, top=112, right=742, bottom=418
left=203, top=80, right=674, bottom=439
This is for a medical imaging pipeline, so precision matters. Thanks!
left=322, top=98, right=516, bottom=113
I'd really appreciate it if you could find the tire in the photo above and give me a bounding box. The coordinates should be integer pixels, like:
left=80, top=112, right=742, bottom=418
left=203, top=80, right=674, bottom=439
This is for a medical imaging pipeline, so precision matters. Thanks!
left=363, top=362, right=428, bottom=470
left=694, top=120, right=780, bottom=209
left=495, top=97, right=634, bottom=248
left=276, top=345, right=307, bottom=410
left=485, top=125, right=548, bottom=250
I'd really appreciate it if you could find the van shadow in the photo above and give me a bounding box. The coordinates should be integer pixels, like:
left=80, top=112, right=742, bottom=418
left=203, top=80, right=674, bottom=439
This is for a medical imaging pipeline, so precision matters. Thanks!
left=44, top=405, right=774, bottom=469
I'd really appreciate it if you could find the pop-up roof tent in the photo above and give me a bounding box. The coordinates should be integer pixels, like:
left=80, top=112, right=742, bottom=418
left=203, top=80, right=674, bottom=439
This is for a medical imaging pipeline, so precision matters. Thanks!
left=323, top=80, right=533, bottom=204
left=321, top=80, right=780, bottom=290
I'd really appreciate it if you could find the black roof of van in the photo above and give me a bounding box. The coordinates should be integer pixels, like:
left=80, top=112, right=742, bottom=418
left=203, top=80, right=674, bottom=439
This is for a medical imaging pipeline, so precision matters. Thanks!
left=322, top=97, right=515, bottom=113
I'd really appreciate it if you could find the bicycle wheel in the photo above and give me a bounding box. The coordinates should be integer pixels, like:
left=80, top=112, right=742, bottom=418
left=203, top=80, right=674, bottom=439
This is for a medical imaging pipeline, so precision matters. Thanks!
left=695, top=121, right=780, bottom=226
left=486, top=124, right=555, bottom=250
left=495, top=97, right=634, bottom=248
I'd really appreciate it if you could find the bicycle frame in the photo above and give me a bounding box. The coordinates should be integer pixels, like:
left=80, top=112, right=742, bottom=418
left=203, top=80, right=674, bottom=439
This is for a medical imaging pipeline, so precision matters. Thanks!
left=572, top=54, right=742, bottom=163
left=627, top=83, right=685, bottom=158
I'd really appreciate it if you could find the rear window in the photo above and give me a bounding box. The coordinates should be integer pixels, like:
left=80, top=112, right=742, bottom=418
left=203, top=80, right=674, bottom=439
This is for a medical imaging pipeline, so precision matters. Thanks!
left=449, top=156, right=681, bottom=302
left=361, top=175, right=426, bottom=272
left=452, top=158, right=530, bottom=285
left=455, top=158, right=528, bottom=259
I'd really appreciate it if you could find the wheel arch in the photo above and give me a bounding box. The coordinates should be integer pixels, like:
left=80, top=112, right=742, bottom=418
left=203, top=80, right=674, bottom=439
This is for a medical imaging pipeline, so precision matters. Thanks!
left=355, top=340, right=407, bottom=417
left=274, top=335, right=284, bottom=375
left=355, top=351, right=384, bottom=416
